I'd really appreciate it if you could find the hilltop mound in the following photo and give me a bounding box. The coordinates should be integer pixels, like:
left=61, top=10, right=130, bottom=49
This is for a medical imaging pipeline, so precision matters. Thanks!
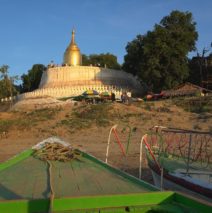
left=10, top=97, right=76, bottom=111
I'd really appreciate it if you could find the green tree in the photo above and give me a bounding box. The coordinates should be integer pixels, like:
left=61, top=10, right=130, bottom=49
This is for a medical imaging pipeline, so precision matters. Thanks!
left=123, top=35, right=145, bottom=76
left=82, top=53, right=121, bottom=70
left=123, top=10, right=198, bottom=92
left=0, top=65, right=18, bottom=99
left=82, top=54, right=90, bottom=66
left=21, top=64, right=46, bottom=92
left=188, top=51, right=212, bottom=88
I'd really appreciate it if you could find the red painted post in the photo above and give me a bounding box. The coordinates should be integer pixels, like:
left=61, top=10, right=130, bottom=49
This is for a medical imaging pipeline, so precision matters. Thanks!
left=112, top=128, right=126, bottom=157
left=143, top=137, right=161, bottom=171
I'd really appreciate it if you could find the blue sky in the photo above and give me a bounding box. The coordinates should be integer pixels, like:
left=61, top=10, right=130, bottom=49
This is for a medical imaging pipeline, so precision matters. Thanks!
left=0, top=0, right=211, bottom=77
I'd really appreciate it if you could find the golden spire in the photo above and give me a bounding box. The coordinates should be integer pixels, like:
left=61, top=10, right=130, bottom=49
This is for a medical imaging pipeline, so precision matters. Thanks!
left=63, top=29, right=82, bottom=66
left=71, top=29, right=75, bottom=44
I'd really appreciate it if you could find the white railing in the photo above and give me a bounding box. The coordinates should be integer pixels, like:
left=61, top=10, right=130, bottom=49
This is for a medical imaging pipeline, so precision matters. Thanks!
left=0, top=96, right=17, bottom=103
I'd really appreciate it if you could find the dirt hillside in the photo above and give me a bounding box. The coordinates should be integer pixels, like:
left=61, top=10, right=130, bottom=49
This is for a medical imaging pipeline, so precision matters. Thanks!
left=0, top=98, right=211, bottom=185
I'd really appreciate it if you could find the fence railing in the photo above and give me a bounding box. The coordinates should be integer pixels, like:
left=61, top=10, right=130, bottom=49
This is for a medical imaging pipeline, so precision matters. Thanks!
left=146, top=127, right=212, bottom=173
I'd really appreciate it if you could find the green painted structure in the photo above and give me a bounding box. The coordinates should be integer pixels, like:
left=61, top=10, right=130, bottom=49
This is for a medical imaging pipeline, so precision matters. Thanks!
left=0, top=148, right=211, bottom=213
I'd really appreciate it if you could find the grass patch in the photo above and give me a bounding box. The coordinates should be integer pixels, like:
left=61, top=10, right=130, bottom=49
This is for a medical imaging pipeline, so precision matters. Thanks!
left=172, top=96, right=212, bottom=114
left=73, top=103, right=112, bottom=124
left=24, top=108, right=61, bottom=121
left=60, top=118, right=91, bottom=130
left=0, top=118, right=36, bottom=133
left=156, top=106, right=171, bottom=113
left=140, top=101, right=156, bottom=111
left=193, top=124, right=202, bottom=130
left=58, top=103, right=112, bottom=130
left=0, top=120, right=15, bottom=133
left=167, top=117, right=172, bottom=122
left=143, top=102, right=153, bottom=111
left=134, top=101, right=155, bottom=111
left=121, top=113, right=143, bottom=123
left=0, top=108, right=61, bottom=133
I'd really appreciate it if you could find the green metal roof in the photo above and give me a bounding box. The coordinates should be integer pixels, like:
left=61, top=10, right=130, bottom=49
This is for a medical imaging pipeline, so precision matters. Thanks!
left=0, top=149, right=156, bottom=201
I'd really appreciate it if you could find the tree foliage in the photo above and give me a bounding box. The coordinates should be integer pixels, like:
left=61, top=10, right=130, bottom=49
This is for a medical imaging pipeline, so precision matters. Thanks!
left=188, top=53, right=212, bottom=87
left=123, top=35, right=144, bottom=76
left=123, top=10, right=198, bottom=92
left=20, top=64, right=46, bottom=93
left=0, top=65, right=18, bottom=99
left=82, top=53, right=121, bottom=70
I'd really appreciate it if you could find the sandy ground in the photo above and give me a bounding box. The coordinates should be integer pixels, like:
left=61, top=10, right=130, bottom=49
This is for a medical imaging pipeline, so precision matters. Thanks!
left=0, top=99, right=211, bottom=196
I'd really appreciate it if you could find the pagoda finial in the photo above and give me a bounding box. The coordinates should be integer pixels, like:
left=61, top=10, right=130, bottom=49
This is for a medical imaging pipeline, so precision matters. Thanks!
left=71, top=28, right=75, bottom=44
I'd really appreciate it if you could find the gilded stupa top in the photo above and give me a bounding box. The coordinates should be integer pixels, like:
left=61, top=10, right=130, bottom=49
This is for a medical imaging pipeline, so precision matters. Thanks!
left=69, top=29, right=79, bottom=50
left=63, top=29, right=82, bottom=66
left=70, top=29, right=75, bottom=44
